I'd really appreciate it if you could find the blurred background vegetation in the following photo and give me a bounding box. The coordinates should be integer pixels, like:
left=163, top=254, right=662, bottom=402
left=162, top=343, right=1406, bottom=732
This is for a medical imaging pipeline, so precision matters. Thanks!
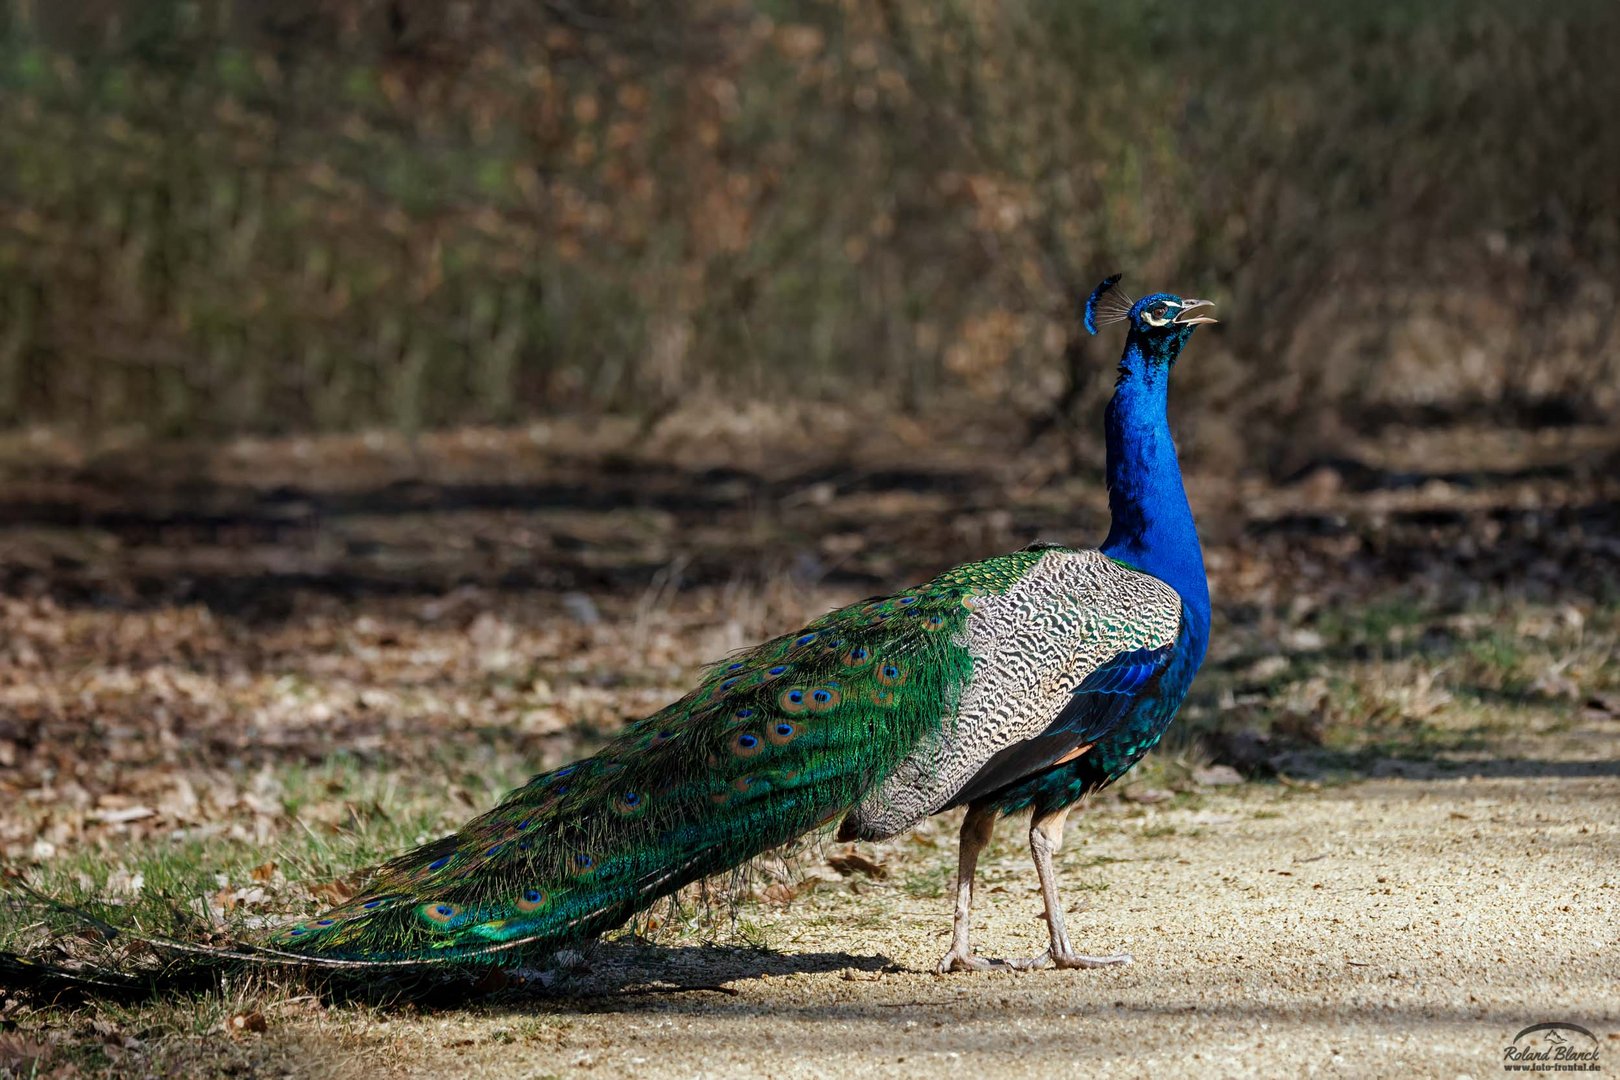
left=1, top=0, right=1617, bottom=472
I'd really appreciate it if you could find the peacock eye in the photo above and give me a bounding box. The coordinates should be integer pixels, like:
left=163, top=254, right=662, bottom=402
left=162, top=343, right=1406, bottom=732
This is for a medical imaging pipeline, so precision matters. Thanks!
left=1151, top=305, right=1168, bottom=319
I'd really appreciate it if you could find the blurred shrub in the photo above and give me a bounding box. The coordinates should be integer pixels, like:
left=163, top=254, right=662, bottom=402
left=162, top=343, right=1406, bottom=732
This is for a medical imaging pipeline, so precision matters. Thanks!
left=0, top=0, right=1615, bottom=466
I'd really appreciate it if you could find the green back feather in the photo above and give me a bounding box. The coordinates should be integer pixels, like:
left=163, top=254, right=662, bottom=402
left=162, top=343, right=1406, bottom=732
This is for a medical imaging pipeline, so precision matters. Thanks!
left=269, top=551, right=1047, bottom=966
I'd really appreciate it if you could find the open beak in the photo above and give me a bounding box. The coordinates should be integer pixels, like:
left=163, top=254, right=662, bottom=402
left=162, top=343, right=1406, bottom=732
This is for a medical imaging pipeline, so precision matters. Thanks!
left=1174, top=299, right=1218, bottom=326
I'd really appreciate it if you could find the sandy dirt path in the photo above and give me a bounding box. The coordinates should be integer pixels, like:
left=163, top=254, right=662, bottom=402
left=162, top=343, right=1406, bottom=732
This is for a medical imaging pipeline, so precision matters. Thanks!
left=294, top=715, right=1619, bottom=1080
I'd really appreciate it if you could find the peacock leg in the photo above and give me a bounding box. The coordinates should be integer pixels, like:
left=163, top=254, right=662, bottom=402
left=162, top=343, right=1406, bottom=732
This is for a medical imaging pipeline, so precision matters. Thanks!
left=1013, top=805, right=1132, bottom=971
left=936, top=802, right=1007, bottom=973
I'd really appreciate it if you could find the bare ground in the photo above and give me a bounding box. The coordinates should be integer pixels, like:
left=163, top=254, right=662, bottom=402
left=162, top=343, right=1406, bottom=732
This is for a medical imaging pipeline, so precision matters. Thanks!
left=357, top=745, right=1620, bottom=1080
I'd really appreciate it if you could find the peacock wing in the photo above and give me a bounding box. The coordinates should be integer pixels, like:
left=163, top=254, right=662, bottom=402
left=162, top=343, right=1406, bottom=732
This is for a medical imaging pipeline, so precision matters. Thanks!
left=943, top=628, right=1185, bottom=808
left=842, top=548, right=1185, bottom=838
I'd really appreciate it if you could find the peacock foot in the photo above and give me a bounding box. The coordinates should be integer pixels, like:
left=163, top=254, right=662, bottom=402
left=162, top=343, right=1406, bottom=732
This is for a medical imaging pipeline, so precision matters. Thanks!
left=1010, top=948, right=1133, bottom=971
left=936, top=947, right=1018, bottom=973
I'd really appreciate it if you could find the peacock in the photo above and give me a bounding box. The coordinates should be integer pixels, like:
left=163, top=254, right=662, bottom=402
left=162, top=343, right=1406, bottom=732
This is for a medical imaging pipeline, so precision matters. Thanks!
left=2, top=274, right=1214, bottom=991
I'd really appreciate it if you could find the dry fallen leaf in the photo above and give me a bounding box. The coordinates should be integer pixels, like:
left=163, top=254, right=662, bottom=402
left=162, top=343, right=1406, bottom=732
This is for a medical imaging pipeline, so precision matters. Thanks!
left=1192, top=765, right=1245, bottom=787
left=0, top=1034, right=51, bottom=1074
left=91, top=806, right=156, bottom=825
left=759, top=881, right=798, bottom=905
left=826, top=849, right=887, bottom=879
left=308, top=878, right=358, bottom=906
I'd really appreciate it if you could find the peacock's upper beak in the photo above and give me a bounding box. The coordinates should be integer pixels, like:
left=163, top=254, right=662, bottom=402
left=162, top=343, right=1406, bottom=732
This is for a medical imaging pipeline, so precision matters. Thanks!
left=1174, top=299, right=1217, bottom=326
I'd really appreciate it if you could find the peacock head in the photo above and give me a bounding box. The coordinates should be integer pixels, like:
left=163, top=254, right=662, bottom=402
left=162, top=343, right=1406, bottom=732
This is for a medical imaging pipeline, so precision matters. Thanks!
left=1083, top=274, right=1216, bottom=360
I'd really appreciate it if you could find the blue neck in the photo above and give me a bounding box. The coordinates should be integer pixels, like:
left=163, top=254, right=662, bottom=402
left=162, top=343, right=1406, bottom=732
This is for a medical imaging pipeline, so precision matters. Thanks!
left=1099, top=334, right=1210, bottom=661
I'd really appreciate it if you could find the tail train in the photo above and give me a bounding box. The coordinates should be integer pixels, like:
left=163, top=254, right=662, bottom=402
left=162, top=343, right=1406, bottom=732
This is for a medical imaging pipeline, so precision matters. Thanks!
left=3, top=570, right=996, bottom=995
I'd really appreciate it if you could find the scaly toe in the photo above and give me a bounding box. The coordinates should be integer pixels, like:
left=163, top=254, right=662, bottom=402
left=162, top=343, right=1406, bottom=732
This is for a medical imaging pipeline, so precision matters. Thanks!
left=1007, top=949, right=1133, bottom=971
left=937, top=949, right=1016, bottom=973
left=1050, top=951, right=1132, bottom=969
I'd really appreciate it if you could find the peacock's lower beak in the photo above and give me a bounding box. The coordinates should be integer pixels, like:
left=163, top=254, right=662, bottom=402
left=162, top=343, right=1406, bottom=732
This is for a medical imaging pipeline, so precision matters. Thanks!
left=1174, top=299, right=1217, bottom=326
